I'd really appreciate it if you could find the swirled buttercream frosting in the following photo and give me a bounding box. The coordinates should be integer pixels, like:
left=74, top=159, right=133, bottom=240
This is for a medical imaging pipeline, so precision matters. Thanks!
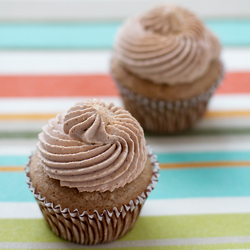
left=37, top=99, right=147, bottom=193
left=114, top=4, right=221, bottom=85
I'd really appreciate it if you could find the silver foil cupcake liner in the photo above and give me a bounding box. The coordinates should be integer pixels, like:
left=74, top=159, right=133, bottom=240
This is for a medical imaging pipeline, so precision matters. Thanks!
left=114, top=68, right=224, bottom=134
left=26, top=145, right=160, bottom=245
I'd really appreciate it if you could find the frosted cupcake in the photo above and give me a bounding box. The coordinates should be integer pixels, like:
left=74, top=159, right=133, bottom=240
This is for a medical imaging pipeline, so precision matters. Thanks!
left=26, top=99, right=159, bottom=245
left=111, top=4, right=223, bottom=133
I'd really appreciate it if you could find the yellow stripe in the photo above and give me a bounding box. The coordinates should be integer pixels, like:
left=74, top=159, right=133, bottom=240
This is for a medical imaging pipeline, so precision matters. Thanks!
left=161, top=162, right=250, bottom=169
left=2, top=162, right=250, bottom=172
left=1, top=111, right=250, bottom=121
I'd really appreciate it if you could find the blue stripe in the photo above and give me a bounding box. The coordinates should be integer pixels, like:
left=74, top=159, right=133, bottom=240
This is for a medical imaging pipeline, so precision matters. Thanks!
left=1, top=167, right=250, bottom=202
left=2, top=151, right=250, bottom=166
left=0, top=20, right=249, bottom=49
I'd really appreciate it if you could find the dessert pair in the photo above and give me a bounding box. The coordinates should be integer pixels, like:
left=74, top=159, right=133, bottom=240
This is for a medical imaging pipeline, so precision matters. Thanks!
left=26, top=4, right=223, bottom=245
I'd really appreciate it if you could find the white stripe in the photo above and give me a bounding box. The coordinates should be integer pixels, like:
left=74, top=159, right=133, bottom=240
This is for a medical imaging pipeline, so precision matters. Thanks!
left=0, top=0, right=249, bottom=21
left=222, top=48, right=250, bottom=71
left=140, top=197, right=250, bottom=216
left=1, top=197, right=250, bottom=219
left=0, top=121, right=47, bottom=132
left=195, top=117, right=250, bottom=129
left=1, top=236, right=250, bottom=248
left=208, top=94, right=250, bottom=111
left=0, top=147, right=34, bottom=155
left=0, top=97, right=123, bottom=114
left=1, top=95, right=250, bottom=115
left=146, top=134, right=250, bottom=153
left=0, top=48, right=249, bottom=74
left=0, top=139, right=37, bottom=155
left=0, top=202, right=43, bottom=218
left=0, top=51, right=111, bottom=74
left=1, top=134, right=250, bottom=154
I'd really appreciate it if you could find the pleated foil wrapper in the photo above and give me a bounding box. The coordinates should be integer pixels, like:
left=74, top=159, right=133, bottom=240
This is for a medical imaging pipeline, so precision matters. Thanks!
left=26, top=146, right=160, bottom=245
left=114, top=68, right=224, bottom=134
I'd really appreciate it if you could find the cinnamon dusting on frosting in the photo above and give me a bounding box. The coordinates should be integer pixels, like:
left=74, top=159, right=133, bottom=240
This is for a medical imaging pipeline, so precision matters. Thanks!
left=37, top=99, right=147, bottom=193
left=114, top=4, right=221, bottom=85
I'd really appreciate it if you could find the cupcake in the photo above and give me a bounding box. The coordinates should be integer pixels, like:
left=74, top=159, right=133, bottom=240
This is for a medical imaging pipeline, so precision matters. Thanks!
left=26, top=99, right=159, bottom=245
left=111, top=4, right=224, bottom=133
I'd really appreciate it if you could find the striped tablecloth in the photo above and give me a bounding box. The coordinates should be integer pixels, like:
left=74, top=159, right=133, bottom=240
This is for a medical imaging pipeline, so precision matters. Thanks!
left=1, top=19, right=250, bottom=250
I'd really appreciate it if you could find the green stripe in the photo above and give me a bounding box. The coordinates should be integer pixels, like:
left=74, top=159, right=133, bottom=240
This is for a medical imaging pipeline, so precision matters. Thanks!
left=2, top=214, right=250, bottom=242
left=1, top=245, right=250, bottom=250
left=124, top=214, right=250, bottom=241
left=2, top=167, right=250, bottom=201
left=2, top=127, right=250, bottom=139
left=0, top=131, right=40, bottom=139
left=0, top=219, right=60, bottom=242
left=0, top=20, right=249, bottom=49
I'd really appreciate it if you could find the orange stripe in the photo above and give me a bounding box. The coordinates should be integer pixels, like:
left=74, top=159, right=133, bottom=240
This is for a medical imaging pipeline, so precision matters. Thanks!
left=0, top=72, right=249, bottom=97
left=205, top=110, right=250, bottom=118
left=216, top=72, right=250, bottom=94
left=0, top=75, right=118, bottom=97
left=0, top=167, right=25, bottom=171
left=2, top=162, right=250, bottom=172
left=1, top=110, right=250, bottom=121
left=0, top=114, right=56, bottom=120
left=161, top=162, right=250, bottom=169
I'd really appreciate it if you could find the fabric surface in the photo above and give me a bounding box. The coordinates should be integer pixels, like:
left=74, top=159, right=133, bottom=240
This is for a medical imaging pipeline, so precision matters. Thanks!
left=0, top=20, right=250, bottom=249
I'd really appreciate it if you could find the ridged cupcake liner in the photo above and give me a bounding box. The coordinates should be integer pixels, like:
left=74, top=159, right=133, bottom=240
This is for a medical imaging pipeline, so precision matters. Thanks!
left=26, top=145, right=160, bottom=245
left=114, top=67, right=224, bottom=134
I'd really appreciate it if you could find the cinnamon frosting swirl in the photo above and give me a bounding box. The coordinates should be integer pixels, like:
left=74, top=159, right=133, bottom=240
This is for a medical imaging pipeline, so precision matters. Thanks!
left=114, top=4, right=221, bottom=85
left=37, top=99, right=147, bottom=193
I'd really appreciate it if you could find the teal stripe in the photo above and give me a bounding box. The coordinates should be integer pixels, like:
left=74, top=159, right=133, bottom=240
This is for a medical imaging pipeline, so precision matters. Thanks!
left=206, top=19, right=250, bottom=46
left=2, top=151, right=250, bottom=166
left=1, top=167, right=250, bottom=202
left=157, top=151, right=250, bottom=163
left=0, top=172, right=35, bottom=202
left=151, top=167, right=250, bottom=200
left=0, top=22, right=119, bottom=49
left=0, top=156, right=29, bottom=166
left=0, top=20, right=249, bottom=49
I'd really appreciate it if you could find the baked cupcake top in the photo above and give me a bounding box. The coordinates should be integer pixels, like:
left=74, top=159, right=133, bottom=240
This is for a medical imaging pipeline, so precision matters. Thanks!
left=114, top=4, right=221, bottom=85
left=37, top=99, right=147, bottom=192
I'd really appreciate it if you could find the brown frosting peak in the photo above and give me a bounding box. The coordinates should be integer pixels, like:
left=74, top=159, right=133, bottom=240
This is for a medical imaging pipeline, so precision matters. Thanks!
left=141, top=5, right=200, bottom=35
left=37, top=99, right=147, bottom=192
left=114, top=4, right=221, bottom=85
